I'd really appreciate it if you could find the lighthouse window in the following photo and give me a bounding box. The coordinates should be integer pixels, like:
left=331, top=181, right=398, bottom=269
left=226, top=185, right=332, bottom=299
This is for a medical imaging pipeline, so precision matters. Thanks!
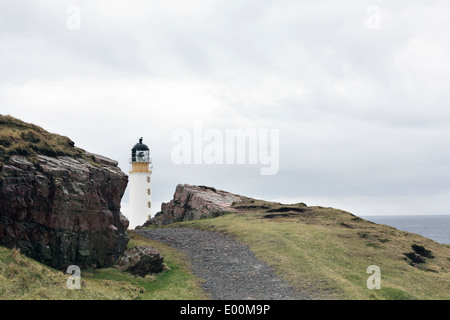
left=147, top=201, right=151, bottom=208
left=147, top=188, right=151, bottom=195
left=146, top=176, right=151, bottom=183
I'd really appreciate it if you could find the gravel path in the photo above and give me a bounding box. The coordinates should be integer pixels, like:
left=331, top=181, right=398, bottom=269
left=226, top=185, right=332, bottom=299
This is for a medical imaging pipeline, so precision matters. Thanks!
left=135, top=228, right=309, bottom=300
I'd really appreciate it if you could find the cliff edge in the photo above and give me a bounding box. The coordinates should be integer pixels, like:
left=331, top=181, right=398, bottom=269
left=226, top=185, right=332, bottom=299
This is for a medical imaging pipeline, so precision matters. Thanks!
left=0, top=115, right=129, bottom=269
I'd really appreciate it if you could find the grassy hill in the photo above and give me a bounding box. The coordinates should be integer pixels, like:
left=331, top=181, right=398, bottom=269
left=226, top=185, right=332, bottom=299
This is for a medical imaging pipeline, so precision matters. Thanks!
left=0, top=231, right=207, bottom=300
left=169, top=197, right=450, bottom=300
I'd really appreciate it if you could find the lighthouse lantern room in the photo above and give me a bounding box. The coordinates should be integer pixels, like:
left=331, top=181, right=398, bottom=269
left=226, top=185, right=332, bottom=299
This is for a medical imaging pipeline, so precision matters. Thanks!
left=128, top=137, right=153, bottom=229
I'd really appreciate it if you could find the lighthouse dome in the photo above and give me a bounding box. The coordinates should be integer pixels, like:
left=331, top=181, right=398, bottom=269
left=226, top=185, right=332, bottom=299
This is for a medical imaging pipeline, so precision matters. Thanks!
left=131, top=137, right=150, bottom=163
left=132, top=137, right=149, bottom=151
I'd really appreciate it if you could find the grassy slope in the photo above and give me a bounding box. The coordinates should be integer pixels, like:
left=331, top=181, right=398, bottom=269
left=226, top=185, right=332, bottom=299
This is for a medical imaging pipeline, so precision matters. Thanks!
left=166, top=197, right=450, bottom=300
left=2, top=199, right=448, bottom=300
left=0, top=231, right=207, bottom=300
left=0, top=114, right=89, bottom=164
left=1, top=199, right=448, bottom=300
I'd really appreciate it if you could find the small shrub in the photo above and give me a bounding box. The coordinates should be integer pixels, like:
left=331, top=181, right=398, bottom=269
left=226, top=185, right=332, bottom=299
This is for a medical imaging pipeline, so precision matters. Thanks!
left=20, top=130, right=41, bottom=143
left=359, top=233, right=369, bottom=239
left=0, top=136, right=13, bottom=147
left=10, top=144, right=30, bottom=157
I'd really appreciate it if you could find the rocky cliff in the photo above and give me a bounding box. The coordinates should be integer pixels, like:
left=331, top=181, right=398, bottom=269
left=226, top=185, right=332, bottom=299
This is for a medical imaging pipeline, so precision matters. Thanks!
left=143, top=184, right=242, bottom=226
left=0, top=115, right=129, bottom=269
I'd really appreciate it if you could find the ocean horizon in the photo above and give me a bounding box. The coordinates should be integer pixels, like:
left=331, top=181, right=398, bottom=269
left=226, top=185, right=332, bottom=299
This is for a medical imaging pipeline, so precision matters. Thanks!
left=362, top=215, right=450, bottom=245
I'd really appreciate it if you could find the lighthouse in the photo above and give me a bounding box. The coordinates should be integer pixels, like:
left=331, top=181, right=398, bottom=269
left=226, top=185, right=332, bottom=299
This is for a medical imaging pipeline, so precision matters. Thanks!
left=128, top=137, right=153, bottom=229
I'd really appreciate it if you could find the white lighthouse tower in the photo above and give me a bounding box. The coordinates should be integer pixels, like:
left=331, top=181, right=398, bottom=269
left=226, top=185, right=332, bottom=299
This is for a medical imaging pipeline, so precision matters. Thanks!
left=128, top=137, right=153, bottom=229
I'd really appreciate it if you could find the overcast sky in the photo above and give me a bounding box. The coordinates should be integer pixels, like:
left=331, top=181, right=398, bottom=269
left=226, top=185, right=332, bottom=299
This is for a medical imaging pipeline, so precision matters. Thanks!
left=1, top=0, right=450, bottom=218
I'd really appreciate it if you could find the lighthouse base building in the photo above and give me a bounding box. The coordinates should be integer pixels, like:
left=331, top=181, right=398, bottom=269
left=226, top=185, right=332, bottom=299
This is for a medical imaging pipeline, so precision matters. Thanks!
left=128, top=138, right=152, bottom=229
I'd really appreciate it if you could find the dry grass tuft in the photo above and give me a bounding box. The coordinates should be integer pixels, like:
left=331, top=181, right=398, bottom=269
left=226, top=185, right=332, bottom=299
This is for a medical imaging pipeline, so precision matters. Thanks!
left=0, top=114, right=85, bottom=163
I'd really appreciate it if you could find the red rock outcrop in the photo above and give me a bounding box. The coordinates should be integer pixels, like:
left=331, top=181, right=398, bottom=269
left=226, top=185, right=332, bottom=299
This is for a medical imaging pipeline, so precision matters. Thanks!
left=142, top=184, right=242, bottom=226
left=0, top=154, right=129, bottom=270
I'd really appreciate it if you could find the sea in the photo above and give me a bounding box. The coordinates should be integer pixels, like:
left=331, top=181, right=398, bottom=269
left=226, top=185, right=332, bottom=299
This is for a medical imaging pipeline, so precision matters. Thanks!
left=362, top=215, right=450, bottom=245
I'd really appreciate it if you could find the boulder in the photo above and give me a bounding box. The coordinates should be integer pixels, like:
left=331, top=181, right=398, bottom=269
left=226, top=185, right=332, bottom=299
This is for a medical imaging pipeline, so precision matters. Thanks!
left=115, top=246, right=164, bottom=276
left=0, top=154, right=129, bottom=270
left=404, top=244, right=434, bottom=265
left=411, top=244, right=434, bottom=258
left=141, top=184, right=242, bottom=226
left=404, top=252, right=426, bottom=264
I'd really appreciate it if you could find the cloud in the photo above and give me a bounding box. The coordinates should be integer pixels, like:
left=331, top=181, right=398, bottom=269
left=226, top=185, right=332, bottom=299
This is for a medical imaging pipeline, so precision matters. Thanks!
left=1, top=0, right=450, bottom=217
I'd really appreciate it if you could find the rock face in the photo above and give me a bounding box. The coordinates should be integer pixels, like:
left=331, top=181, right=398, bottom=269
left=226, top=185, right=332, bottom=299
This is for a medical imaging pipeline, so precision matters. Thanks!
left=143, top=184, right=242, bottom=226
left=115, top=246, right=164, bottom=276
left=0, top=154, right=129, bottom=270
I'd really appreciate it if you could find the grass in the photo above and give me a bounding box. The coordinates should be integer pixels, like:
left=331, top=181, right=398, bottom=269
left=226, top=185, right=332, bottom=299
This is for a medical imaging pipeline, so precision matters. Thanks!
left=0, top=114, right=87, bottom=164
left=84, top=231, right=209, bottom=300
left=1, top=195, right=448, bottom=300
left=0, top=231, right=208, bottom=300
left=161, top=197, right=450, bottom=300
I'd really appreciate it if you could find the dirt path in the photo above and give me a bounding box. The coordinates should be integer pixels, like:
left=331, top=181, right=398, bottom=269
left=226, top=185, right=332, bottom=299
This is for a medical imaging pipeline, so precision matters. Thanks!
left=135, top=227, right=309, bottom=300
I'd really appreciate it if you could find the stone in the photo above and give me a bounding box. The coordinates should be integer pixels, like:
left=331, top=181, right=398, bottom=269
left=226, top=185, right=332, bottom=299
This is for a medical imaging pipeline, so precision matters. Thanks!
left=115, top=246, right=164, bottom=276
left=140, top=184, right=242, bottom=226
left=404, top=244, right=434, bottom=266
left=411, top=244, right=434, bottom=258
left=404, top=252, right=426, bottom=263
left=0, top=154, right=129, bottom=270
